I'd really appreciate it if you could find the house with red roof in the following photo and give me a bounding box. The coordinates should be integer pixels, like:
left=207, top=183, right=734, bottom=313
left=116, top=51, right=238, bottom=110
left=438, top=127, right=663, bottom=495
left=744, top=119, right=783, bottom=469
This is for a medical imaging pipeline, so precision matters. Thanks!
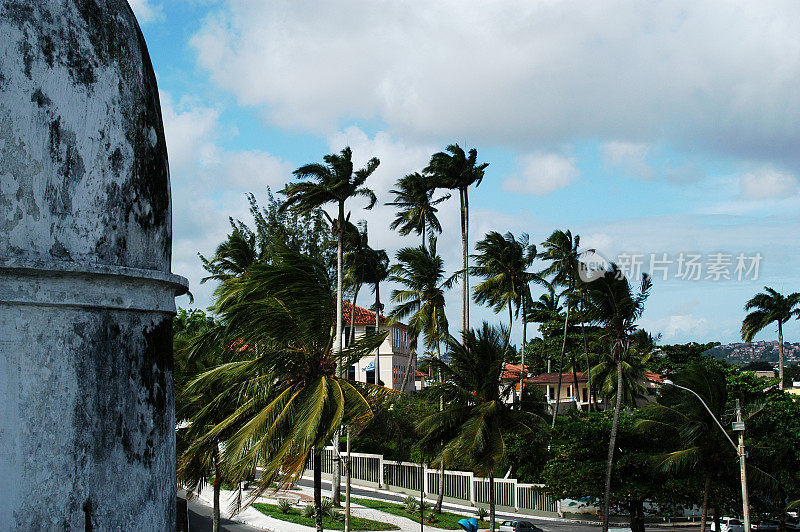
left=527, top=370, right=664, bottom=413
left=342, top=301, right=416, bottom=393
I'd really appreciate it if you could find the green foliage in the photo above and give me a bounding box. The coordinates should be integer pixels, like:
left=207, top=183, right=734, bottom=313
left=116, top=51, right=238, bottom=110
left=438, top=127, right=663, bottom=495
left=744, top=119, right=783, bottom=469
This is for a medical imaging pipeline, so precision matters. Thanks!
left=254, top=503, right=398, bottom=530
left=302, top=505, right=315, bottom=518
left=475, top=506, right=489, bottom=521
left=403, top=496, right=418, bottom=514
left=278, top=499, right=293, bottom=514
left=387, top=171, right=450, bottom=244
left=649, top=342, right=720, bottom=374
left=351, top=498, right=489, bottom=529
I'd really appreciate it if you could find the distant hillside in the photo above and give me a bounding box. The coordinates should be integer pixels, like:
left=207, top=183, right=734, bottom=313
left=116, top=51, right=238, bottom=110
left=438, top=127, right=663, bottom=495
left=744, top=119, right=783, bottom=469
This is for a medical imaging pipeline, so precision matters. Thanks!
left=705, top=341, right=800, bottom=365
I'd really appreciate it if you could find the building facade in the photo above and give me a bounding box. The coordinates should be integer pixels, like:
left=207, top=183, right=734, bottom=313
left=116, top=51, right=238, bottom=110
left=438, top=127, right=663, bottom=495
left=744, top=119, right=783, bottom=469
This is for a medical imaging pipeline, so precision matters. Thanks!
left=342, top=302, right=415, bottom=393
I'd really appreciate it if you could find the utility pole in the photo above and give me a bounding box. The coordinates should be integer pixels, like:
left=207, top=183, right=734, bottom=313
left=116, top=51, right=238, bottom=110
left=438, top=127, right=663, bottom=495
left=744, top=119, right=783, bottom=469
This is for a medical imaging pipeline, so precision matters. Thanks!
left=345, top=426, right=352, bottom=532
left=735, top=399, right=751, bottom=532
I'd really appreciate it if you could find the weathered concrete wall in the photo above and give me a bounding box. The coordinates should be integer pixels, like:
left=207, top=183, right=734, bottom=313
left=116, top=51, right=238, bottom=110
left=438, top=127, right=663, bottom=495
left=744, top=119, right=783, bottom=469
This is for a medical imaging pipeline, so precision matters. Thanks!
left=0, top=1, right=187, bottom=530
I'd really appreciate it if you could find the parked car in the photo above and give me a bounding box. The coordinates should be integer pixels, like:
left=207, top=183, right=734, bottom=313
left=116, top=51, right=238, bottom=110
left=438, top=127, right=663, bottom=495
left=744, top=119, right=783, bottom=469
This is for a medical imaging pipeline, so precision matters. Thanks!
left=710, top=517, right=744, bottom=532
left=498, top=520, right=543, bottom=532
left=751, top=521, right=779, bottom=531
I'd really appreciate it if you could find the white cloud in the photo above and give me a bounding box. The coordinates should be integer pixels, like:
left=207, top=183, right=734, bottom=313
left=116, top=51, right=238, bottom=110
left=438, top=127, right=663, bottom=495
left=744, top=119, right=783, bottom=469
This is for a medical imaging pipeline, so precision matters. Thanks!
left=502, top=153, right=579, bottom=195
left=739, top=167, right=798, bottom=200
left=128, top=0, right=163, bottom=23
left=189, top=1, right=800, bottom=168
left=601, top=141, right=653, bottom=179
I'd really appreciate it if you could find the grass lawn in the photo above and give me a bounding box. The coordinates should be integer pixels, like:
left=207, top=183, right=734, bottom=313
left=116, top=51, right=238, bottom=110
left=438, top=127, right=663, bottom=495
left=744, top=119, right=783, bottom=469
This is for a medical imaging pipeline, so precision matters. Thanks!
left=350, top=497, right=491, bottom=530
left=253, top=503, right=399, bottom=530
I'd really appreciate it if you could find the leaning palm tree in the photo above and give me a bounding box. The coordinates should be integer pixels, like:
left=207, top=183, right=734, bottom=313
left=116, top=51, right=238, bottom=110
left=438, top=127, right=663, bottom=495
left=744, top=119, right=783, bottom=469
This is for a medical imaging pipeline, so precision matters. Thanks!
left=425, top=144, right=489, bottom=338
left=540, top=229, right=592, bottom=428
left=582, top=266, right=652, bottom=532
left=364, top=246, right=390, bottom=386
left=199, top=224, right=260, bottom=283
left=416, top=323, right=543, bottom=531
left=741, top=287, right=800, bottom=390
left=387, top=172, right=450, bottom=251
left=190, top=249, right=390, bottom=532
left=637, top=361, right=740, bottom=532
left=280, top=147, right=379, bottom=503
left=471, top=231, right=538, bottom=401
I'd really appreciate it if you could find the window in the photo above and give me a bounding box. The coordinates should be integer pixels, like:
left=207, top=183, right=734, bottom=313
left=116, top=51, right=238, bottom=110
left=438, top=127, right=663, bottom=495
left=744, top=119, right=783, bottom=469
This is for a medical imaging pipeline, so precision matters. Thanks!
left=366, top=369, right=375, bottom=384
left=567, top=385, right=573, bottom=398
left=365, top=326, right=376, bottom=336
left=582, top=388, right=588, bottom=403
left=392, top=327, right=408, bottom=352
left=549, top=387, right=555, bottom=400
left=348, top=365, right=355, bottom=381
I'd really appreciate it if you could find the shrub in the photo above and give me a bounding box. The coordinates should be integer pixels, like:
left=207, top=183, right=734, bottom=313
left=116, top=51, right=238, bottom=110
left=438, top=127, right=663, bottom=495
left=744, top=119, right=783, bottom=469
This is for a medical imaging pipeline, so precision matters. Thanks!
left=476, top=507, right=488, bottom=521
left=425, top=511, right=438, bottom=524
left=302, top=505, right=314, bottom=518
left=277, top=500, right=293, bottom=514
left=320, top=497, right=335, bottom=517
left=404, top=496, right=419, bottom=514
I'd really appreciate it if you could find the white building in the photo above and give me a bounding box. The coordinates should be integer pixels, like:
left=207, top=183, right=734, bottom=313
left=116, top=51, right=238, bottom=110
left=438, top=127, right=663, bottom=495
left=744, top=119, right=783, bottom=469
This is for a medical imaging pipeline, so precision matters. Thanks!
left=342, top=302, right=416, bottom=393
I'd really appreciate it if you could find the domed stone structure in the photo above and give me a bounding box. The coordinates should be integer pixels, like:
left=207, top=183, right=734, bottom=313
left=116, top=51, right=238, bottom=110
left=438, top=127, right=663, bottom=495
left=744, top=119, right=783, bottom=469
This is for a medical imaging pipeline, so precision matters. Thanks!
left=0, top=1, right=187, bottom=529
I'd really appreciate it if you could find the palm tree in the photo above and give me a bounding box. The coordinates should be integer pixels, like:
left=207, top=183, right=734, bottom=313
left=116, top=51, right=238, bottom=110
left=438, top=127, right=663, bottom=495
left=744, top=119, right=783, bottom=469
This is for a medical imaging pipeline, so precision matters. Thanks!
left=741, top=287, right=800, bottom=390
left=199, top=224, right=260, bottom=283
left=343, top=221, right=371, bottom=347
left=280, top=147, right=379, bottom=503
left=539, top=229, right=592, bottom=428
left=638, top=361, right=740, bottom=532
left=582, top=266, right=652, bottom=532
left=191, top=249, right=389, bottom=532
left=471, top=231, right=538, bottom=401
left=425, top=144, right=489, bottom=338
left=389, top=238, right=453, bottom=390
left=387, top=172, right=450, bottom=251
left=591, top=350, right=649, bottom=408
left=416, top=323, right=542, bottom=531
left=364, top=246, right=390, bottom=387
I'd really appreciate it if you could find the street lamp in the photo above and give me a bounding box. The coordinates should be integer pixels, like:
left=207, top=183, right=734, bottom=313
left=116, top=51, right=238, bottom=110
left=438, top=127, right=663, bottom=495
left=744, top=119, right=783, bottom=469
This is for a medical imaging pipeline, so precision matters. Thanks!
left=662, top=379, right=751, bottom=532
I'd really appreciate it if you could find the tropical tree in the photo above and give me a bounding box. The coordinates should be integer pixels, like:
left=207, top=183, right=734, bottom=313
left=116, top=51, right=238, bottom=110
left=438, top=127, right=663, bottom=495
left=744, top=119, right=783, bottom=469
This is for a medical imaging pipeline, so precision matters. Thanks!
left=638, top=361, right=742, bottom=532
left=188, top=249, right=389, bottom=532
left=424, top=144, right=489, bottom=338
left=280, top=147, right=379, bottom=503
left=416, top=323, right=543, bottom=530
left=343, top=221, right=371, bottom=346
left=387, top=172, right=450, bottom=251
left=364, top=246, right=390, bottom=386
left=741, top=287, right=800, bottom=390
left=389, top=238, right=453, bottom=392
left=539, top=229, right=592, bottom=427
left=471, top=231, right=538, bottom=401
left=591, top=350, right=650, bottom=410
left=582, top=266, right=652, bottom=532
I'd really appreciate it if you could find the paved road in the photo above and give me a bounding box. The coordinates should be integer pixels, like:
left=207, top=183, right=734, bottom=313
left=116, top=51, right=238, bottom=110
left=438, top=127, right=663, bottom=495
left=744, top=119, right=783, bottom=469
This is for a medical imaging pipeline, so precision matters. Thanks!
left=186, top=495, right=266, bottom=532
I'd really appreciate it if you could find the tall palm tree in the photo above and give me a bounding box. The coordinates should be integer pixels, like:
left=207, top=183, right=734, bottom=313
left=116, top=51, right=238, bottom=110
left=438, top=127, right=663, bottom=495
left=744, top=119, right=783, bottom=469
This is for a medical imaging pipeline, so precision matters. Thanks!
left=425, top=144, right=489, bottom=338
left=343, top=221, right=371, bottom=347
left=389, top=238, right=453, bottom=390
left=364, top=247, right=390, bottom=387
left=416, top=323, right=542, bottom=531
left=637, top=361, right=740, bottom=532
left=191, top=249, right=389, bottom=532
left=280, top=147, right=379, bottom=503
left=471, top=231, right=538, bottom=401
left=387, top=172, right=450, bottom=251
left=741, top=287, right=800, bottom=390
left=582, top=266, right=652, bottom=532
left=540, top=229, right=591, bottom=427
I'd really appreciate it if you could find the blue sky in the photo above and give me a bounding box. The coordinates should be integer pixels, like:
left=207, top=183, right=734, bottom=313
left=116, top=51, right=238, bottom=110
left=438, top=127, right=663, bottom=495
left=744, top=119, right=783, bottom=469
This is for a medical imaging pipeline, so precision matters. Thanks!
left=130, top=0, right=800, bottom=346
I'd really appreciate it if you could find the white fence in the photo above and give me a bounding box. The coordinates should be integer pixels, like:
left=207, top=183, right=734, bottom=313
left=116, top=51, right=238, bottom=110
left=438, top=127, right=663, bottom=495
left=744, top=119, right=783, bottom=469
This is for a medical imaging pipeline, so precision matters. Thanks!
left=307, top=447, right=561, bottom=517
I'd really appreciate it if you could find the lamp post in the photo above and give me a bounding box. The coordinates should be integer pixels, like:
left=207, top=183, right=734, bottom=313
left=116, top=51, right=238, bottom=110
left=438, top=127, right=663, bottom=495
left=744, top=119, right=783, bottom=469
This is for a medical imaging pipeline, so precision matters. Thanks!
left=662, top=379, right=750, bottom=532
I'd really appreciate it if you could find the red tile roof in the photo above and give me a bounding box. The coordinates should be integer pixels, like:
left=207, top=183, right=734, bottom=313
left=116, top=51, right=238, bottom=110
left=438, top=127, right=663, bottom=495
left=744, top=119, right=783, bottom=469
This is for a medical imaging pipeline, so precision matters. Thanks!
left=342, top=301, right=387, bottom=326
left=644, top=371, right=664, bottom=384
left=501, top=363, right=532, bottom=380
left=528, top=372, right=588, bottom=385
left=414, top=369, right=427, bottom=378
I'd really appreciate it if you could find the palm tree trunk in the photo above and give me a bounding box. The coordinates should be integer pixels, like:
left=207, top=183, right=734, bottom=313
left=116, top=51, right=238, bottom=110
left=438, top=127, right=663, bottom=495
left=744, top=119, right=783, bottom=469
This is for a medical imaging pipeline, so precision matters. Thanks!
left=505, top=303, right=514, bottom=349
left=779, top=321, right=785, bottom=390
left=399, top=351, right=415, bottom=394
left=601, top=359, right=624, bottom=532
left=434, top=461, right=445, bottom=513
left=520, top=296, right=527, bottom=408
left=375, top=282, right=381, bottom=387
left=581, top=298, right=593, bottom=412
left=333, top=201, right=345, bottom=506
left=212, top=445, right=221, bottom=532
left=460, top=187, right=469, bottom=339
left=700, top=472, right=711, bottom=532
left=571, top=352, right=580, bottom=410
left=552, top=303, right=571, bottom=428
left=350, top=286, right=360, bottom=348
left=489, top=467, right=496, bottom=532
left=314, top=452, right=324, bottom=532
